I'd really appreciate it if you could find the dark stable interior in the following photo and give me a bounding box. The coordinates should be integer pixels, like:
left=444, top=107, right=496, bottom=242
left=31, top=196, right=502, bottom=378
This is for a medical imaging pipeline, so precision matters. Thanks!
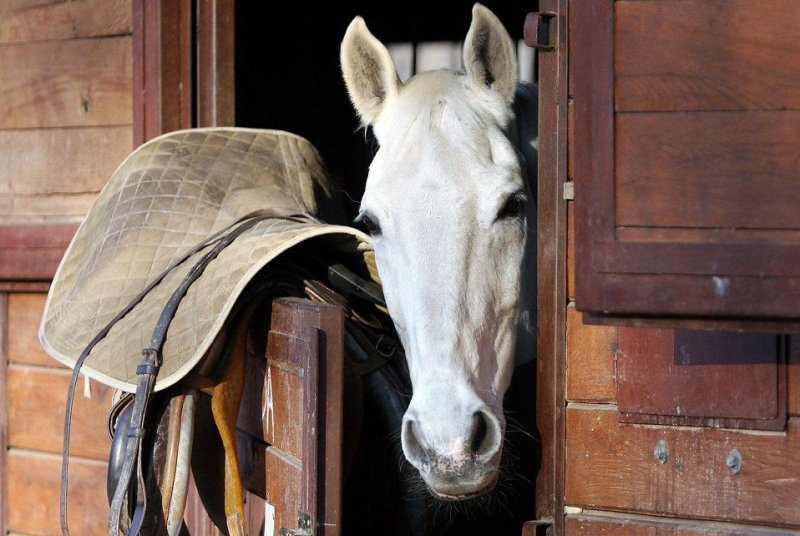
left=236, top=2, right=538, bottom=534
left=236, top=0, right=533, bottom=221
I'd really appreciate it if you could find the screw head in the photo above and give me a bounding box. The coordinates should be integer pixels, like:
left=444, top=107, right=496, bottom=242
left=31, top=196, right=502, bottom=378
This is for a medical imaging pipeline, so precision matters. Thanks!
left=653, top=439, right=669, bottom=464
left=726, top=448, right=743, bottom=474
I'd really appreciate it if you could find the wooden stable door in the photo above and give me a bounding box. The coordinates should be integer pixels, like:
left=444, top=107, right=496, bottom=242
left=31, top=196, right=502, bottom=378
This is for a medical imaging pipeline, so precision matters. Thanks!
left=534, top=1, right=800, bottom=534
left=570, top=0, right=800, bottom=325
left=237, top=298, right=344, bottom=536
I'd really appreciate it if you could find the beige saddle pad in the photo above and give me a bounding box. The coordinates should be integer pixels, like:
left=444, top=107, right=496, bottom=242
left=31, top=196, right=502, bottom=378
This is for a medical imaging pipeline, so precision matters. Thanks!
left=40, top=127, right=372, bottom=392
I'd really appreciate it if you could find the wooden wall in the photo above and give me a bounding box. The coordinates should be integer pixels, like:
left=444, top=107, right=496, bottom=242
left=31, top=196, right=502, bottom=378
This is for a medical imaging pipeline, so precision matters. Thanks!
left=0, top=0, right=132, bottom=225
left=0, top=1, right=133, bottom=534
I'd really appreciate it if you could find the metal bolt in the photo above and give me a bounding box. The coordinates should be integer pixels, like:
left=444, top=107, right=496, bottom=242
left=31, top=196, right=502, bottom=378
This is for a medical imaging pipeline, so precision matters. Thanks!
left=726, top=448, right=743, bottom=474
left=653, top=439, right=669, bottom=464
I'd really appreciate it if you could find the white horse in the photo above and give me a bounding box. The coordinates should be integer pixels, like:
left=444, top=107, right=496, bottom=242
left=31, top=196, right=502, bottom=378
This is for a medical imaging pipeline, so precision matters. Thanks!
left=341, top=3, right=537, bottom=501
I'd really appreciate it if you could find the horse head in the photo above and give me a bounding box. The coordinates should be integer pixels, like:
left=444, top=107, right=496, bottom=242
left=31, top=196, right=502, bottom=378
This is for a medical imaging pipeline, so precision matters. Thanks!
left=341, top=3, right=535, bottom=501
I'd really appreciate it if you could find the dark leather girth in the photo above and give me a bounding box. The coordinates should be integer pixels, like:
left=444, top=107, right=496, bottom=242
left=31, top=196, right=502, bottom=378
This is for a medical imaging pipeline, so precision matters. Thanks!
left=59, top=209, right=310, bottom=536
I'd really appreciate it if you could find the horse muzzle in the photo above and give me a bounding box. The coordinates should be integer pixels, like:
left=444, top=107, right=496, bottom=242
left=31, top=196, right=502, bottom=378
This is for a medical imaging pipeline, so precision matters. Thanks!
left=419, top=455, right=501, bottom=501
left=401, top=405, right=504, bottom=500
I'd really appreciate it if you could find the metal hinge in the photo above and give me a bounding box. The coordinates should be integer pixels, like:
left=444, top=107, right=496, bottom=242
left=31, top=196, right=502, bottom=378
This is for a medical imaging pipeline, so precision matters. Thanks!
left=563, top=181, right=574, bottom=200
left=522, top=518, right=553, bottom=536
left=524, top=12, right=557, bottom=51
left=279, top=512, right=313, bottom=536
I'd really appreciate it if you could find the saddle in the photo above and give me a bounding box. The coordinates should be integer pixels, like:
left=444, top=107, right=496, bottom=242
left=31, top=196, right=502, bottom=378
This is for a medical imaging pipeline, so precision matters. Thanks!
left=39, top=128, right=383, bottom=535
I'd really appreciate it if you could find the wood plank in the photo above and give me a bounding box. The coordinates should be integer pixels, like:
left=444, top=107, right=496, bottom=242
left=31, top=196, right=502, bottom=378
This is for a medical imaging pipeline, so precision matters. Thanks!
left=0, top=281, right=50, bottom=292
left=565, top=303, right=615, bottom=403
left=0, top=0, right=131, bottom=43
left=245, top=491, right=267, bottom=536
left=616, top=329, right=785, bottom=430
left=266, top=446, right=303, bottom=535
left=7, top=449, right=108, bottom=536
left=0, top=293, right=8, bottom=536
left=0, top=0, right=58, bottom=12
left=7, top=292, right=57, bottom=367
left=567, top=98, right=574, bottom=179
left=0, top=37, right=132, bottom=128
left=567, top=201, right=574, bottom=301
left=7, top=365, right=113, bottom=459
left=237, top=431, right=302, bottom=535
left=789, top=336, right=800, bottom=417
left=133, top=0, right=193, bottom=145
left=616, top=111, right=800, bottom=230
left=0, top=126, right=131, bottom=195
left=616, top=0, right=800, bottom=112
left=535, top=0, right=569, bottom=530
left=196, top=0, right=235, bottom=127
left=0, top=193, right=100, bottom=224
left=565, top=406, right=800, bottom=527
left=579, top=271, right=800, bottom=322
left=0, top=224, right=77, bottom=280
left=239, top=335, right=305, bottom=459
left=566, top=511, right=800, bottom=535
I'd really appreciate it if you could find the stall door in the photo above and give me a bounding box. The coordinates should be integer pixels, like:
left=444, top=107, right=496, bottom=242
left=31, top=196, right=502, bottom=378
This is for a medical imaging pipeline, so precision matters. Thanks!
left=571, top=0, right=800, bottom=325
left=237, top=298, right=344, bottom=536
left=534, top=1, right=800, bottom=534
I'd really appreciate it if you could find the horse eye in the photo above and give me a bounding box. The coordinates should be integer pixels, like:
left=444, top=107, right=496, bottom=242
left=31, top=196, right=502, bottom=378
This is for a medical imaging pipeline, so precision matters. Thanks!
left=497, top=193, right=526, bottom=221
left=358, top=212, right=382, bottom=236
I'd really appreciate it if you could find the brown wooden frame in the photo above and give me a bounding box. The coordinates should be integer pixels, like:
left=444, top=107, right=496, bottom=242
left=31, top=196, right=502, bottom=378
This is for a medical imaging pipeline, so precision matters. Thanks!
left=0, top=294, right=7, bottom=535
left=132, top=0, right=193, bottom=144
left=237, top=298, right=344, bottom=535
left=535, top=0, right=568, bottom=532
left=133, top=0, right=235, bottom=146
left=0, top=224, right=78, bottom=282
left=572, top=1, right=800, bottom=323
left=132, top=2, right=236, bottom=532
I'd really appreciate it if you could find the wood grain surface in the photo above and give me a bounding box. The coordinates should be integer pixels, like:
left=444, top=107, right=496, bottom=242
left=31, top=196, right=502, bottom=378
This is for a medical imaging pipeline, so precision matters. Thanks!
left=566, top=303, right=616, bottom=403
left=566, top=406, right=800, bottom=527
left=0, top=0, right=131, bottom=44
left=616, top=0, right=800, bottom=112
left=0, top=37, right=132, bottom=128
left=7, top=449, right=108, bottom=535
left=616, top=112, right=800, bottom=230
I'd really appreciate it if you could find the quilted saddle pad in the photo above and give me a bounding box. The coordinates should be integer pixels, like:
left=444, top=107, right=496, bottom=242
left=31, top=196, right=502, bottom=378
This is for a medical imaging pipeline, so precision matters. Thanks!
left=40, top=128, right=372, bottom=393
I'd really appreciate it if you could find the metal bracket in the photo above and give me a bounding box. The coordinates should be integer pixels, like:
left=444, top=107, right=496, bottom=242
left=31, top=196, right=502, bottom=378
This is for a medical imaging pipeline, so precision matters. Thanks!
left=522, top=518, right=553, bottom=536
left=279, top=512, right=313, bottom=536
left=524, top=12, right=557, bottom=51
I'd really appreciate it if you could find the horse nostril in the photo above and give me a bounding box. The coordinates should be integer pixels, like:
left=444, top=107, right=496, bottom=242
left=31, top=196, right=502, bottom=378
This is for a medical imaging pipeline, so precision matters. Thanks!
left=469, top=411, right=488, bottom=454
left=468, top=408, right=500, bottom=457
left=402, top=417, right=427, bottom=465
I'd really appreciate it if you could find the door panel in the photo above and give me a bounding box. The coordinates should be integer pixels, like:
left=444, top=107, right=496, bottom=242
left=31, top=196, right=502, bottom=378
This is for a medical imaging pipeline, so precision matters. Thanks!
left=238, top=298, right=344, bottom=536
left=571, top=0, right=800, bottom=323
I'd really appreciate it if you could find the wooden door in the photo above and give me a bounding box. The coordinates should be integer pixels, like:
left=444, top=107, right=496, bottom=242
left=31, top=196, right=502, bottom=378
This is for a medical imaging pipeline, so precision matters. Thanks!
left=534, top=1, right=800, bottom=534
left=237, top=298, right=344, bottom=536
left=571, top=0, right=800, bottom=326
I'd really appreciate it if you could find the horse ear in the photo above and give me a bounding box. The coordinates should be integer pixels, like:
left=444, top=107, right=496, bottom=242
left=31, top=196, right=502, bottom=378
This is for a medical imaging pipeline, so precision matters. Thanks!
left=341, top=17, right=402, bottom=126
left=463, top=3, right=517, bottom=103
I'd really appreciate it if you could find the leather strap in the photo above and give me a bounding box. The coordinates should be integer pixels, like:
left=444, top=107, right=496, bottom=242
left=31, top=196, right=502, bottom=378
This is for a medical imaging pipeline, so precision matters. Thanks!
left=61, top=209, right=311, bottom=536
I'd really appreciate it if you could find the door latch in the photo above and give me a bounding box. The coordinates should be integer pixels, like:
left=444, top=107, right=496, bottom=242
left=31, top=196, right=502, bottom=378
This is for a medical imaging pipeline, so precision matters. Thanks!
left=524, top=12, right=557, bottom=51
